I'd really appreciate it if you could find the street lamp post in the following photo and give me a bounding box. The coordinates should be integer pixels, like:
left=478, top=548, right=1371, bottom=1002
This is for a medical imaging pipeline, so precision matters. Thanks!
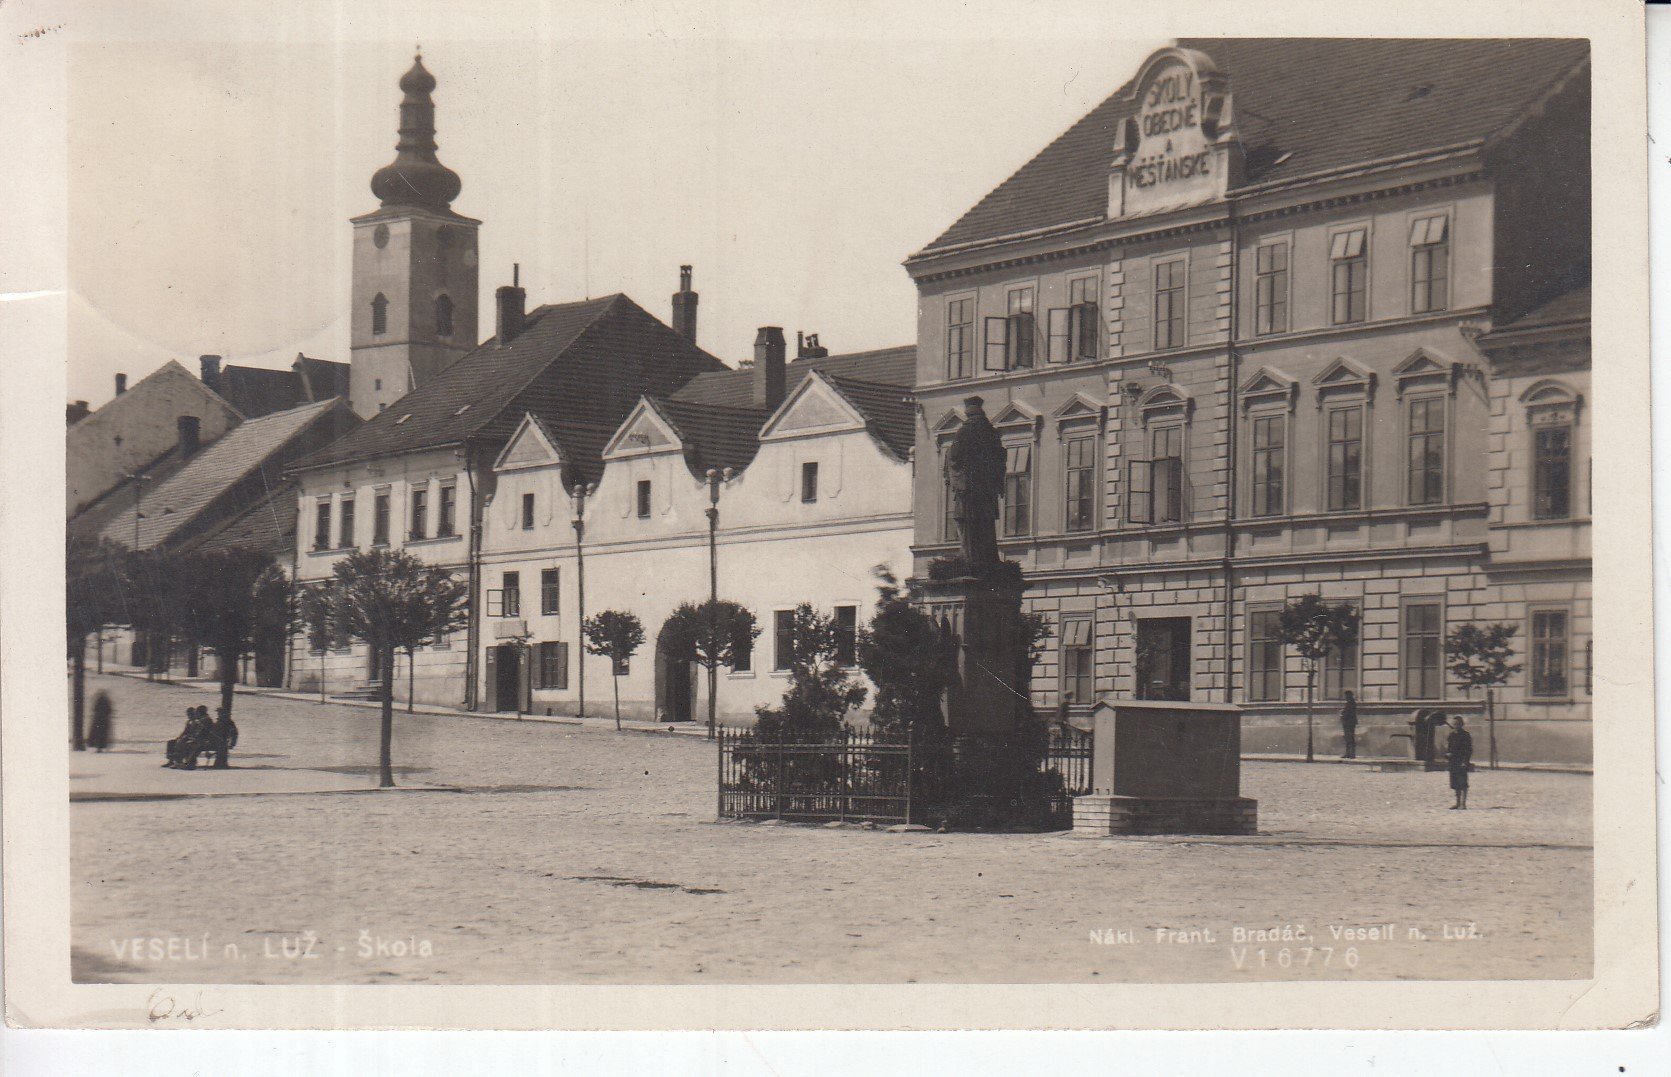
left=571, top=482, right=593, bottom=719
left=703, top=468, right=731, bottom=739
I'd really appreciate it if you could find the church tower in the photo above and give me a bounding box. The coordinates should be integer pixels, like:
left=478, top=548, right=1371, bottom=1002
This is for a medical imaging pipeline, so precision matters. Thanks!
left=348, top=54, right=480, bottom=418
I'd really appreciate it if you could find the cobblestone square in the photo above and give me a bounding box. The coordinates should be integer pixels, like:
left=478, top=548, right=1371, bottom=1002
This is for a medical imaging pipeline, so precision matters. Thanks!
left=71, top=673, right=1591, bottom=985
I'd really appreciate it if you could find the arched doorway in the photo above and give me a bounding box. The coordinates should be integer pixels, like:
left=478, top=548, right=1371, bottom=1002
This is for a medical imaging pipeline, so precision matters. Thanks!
left=654, top=620, right=696, bottom=723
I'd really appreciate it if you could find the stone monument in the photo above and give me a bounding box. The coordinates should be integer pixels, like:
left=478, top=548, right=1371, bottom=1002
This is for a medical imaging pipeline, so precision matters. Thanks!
left=917, top=396, right=1041, bottom=824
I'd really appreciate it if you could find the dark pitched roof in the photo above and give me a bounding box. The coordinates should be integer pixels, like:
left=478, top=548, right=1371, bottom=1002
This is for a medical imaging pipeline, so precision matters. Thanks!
left=670, top=344, right=916, bottom=408
left=295, top=293, right=725, bottom=473
left=191, top=480, right=297, bottom=559
left=212, top=356, right=350, bottom=419
left=919, top=38, right=1588, bottom=255
left=651, top=398, right=772, bottom=476
left=1485, top=282, right=1590, bottom=335
left=101, top=399, right=352, bottom=550
left=293, top=355, right=352, bottom=403
left=819, top=374, right=916, bottom=459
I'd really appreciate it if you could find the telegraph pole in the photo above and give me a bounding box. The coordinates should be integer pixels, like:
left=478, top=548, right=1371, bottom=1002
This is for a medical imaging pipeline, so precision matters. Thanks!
left=572, top=482, right=593, bottom=719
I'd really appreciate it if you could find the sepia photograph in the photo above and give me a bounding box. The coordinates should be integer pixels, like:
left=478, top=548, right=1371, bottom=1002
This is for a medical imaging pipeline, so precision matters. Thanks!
left=2, top=0, right=1656, bottom=1037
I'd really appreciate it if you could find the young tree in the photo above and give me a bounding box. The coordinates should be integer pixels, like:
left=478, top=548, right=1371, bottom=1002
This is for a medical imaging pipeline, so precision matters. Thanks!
left=66, top=535, right=127, bottom=750
left=582, top=610, right=645, bottom=730
left=753, top=604, right=868, bottom=742
left=319, top=549, right=468, bottom=787
left=299, top=582, right=338, bottom=703
left=173, top=548, right=291, bottom=734
left=658, top=598, right=758, bottom=735
left=857, top=569, right=958, bottom=741
left=122, top=548, right=183, bottom=679
left=1274, top=593, right=1361, bottom=763
left=1446, top=622, right=1522, bottom=769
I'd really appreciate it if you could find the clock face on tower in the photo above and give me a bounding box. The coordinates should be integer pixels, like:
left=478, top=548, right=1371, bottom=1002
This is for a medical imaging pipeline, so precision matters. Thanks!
left=373, top=224, right=390, bottom=249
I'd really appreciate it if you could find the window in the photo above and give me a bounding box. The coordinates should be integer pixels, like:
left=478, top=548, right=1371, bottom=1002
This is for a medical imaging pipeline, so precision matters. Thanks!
left=773, top=610, right=794, bottom=672
left=732, top=634, right=752, bottom=673
left=435, top=294, right=454, bottom=337
left=1060, top=617, right=1093, bottom=706
left=409, top=487, right=428, bottom=540
left=1154, top=260, right=1185, bottom=350
left=1326, top=406, right=1364, bottom=512
left=833, top=606, right=858, bottom=667
left=1531, top=409, right=1573, bottom=519
left=1049, top=278, right=1100, bottom=364
left=1330, top=228, right=1368, bottom=325
left=1321, top=603, right=1361, bottom=700
left=313, top=500, right=331, bottom=551
left=1129, top=424, right=1184, bottom=524
left=372, top=491, right=390, bottom=546
left=437, top=483, right=457, bottom=537
left=801, top=461, right=819, bottom=504
left=338, top=497, right=356, bottom=549
left=1248, top=608, right=1283, bottom=702
left=1063, top=434, right=1096, bottom=532
left=540, top=568, right=559, bottom=616
left=943, top=472, right=960, bottom=543
left=1401, top=601, right=1443, bottom=699
left=521, top=492, right=535, bottom=530
left=1530, top=608, right=1570, bottom=698
left=946, top=297, right=974, bottom=379
left=1409, top=215, right=1449, bottom=314
left=636, top=480, right=652, bottom=519
left=501, top=572, right=521, bottom=618
left=371, top=292, right=388, bottom=336
left=1249, top=414, right=1285, bottom=517
left=1254, top=241, right=1289, bottom=335
left=1006, top=287, right=1036, bottom=369
left=536, top=641, right=569, bottom=690
left=1002, top=444, right=1032, bottom=537
left=1406, top=397, right=1445, bottom=506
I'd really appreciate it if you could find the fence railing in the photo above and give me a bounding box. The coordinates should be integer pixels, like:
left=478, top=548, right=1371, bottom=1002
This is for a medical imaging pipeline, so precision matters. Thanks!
left=717, top=726, right=915, bottom=824
left=718, top=721, right=1097, bottom=828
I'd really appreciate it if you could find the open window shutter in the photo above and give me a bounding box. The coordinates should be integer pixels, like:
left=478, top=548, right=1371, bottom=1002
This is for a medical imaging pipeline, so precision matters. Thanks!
left=1127, top=458, right=1152, bottom=523
left=519, top=647, right=532, bottom=711
left=1076, top=301, right=1099, bottom=359
left=557, top=642, right=570, bottom=690
left=486, top=590, right=503, bottom=618
left=484, top=647, right=499, bottom=710
left=983, top=317, right=1008, bottom=371
left=1046, top=308, right=1071, bottom=363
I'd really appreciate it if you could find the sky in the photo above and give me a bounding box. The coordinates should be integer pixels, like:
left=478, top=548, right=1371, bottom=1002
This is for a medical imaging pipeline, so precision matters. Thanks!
left=63, top=1, right=1163, bottom=406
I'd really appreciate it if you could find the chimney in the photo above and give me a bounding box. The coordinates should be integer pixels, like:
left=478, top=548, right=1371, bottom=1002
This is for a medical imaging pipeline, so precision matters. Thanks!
left=114, top=372, right=128, bottom=396
left=797, top=332, right=828, bottom=360
left=671, top=264, right=699, bottom=343
left=67, top=401, right=91, bottom=425
left=752, top=326, right=786, bottom=410
left=177, top=415, right=201, bottom=456
left=496, top=264, right=526, bottom=345
left=199, top=354, right=223, bottom=392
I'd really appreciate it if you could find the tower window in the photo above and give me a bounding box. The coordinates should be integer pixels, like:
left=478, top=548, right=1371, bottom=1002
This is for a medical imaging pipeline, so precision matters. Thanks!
left=435, top=294, right=454, bottom=338
left=371, top=293, right=388, bottom=336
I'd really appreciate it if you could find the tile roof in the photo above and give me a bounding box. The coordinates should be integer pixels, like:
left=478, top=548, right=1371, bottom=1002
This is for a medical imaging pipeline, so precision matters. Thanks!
left=210, top=356, right=350, bottom=419
left=295, top=293, right=726, bottom=474
left=670, top=344, right=916, bottom=408
left=191, top=481, right=297, bottom=559
left=819, top=374, right=916, bottom=459
left=1484, top=282, right=1590, bottom=335
left=100, top=399, right=350, bottom=550
left=919, top=38, right=1588, bottom=255
left=651, top=397, right=772, bottom=476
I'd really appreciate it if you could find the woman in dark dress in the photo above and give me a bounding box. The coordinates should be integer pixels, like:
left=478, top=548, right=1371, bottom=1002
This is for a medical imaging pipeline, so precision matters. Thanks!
left=1445, top=714, right=1474, bottom=810
left=87, top=691, right=114, bottom=751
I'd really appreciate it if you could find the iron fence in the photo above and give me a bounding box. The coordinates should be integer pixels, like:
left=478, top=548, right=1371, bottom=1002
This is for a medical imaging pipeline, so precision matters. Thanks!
left=718, top=721, right=1096, bottom=828
left=717, top=726, right=915, bottom=824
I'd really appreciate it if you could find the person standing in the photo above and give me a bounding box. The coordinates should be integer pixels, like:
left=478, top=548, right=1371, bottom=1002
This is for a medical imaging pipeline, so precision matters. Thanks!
left=1445, top=714, right=1474, bottom=810
left=211, top=706, right=238, bottom=769
left=1339, top=690, right=1358, bottom=760
left=87, top=690, right=114, bottom=751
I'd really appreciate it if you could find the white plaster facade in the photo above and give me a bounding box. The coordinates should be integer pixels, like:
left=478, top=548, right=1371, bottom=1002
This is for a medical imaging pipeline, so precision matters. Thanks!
left=475, top=371, right=915, bottom=723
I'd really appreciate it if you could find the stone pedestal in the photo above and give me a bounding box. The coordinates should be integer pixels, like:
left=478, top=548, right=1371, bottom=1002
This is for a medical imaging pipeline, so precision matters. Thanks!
left=1072, top=699, right=1258, bottom=836
left=917, top=573, right=1040, bottom=825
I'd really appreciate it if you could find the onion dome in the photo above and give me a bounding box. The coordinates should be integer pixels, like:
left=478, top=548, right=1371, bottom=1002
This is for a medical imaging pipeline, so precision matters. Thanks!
left=369, top=54, right=462, bottom=212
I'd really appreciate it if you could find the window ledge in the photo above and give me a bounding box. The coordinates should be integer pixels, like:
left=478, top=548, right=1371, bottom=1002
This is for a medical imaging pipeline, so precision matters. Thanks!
left=405, top=534, right=463, bottom=547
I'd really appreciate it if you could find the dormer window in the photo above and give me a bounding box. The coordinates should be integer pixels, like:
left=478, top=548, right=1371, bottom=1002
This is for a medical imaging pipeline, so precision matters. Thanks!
left=435, top=293, right=454, bottom=337
left=371, top=292, right=388, bottom=336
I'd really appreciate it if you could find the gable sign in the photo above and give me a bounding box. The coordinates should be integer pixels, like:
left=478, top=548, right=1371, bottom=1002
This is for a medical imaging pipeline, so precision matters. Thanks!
left=1113, top=50, right=1234, bottom=219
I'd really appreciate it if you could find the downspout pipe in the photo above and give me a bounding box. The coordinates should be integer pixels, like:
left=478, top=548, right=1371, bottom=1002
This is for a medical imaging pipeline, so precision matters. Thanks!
left=1221, top=202, right=1242, bottom=705
left=464, top=447, right=482, bottom=711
